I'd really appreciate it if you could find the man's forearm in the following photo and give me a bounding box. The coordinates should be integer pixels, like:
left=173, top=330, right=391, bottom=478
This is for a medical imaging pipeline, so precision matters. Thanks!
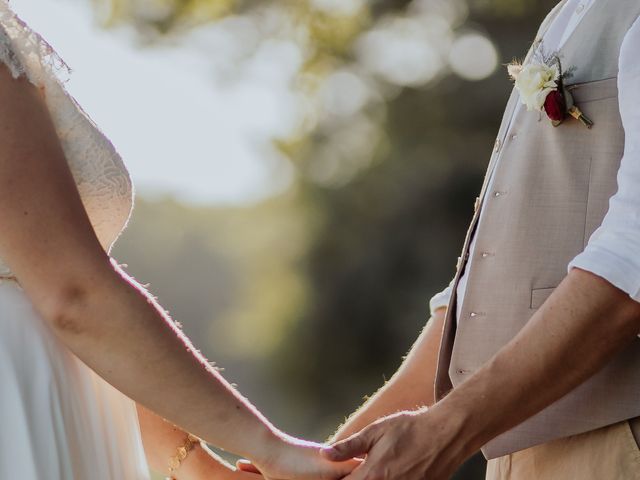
left=332, top=307, right=447, bottom=441
left=434, top=267, right=640, bottom=458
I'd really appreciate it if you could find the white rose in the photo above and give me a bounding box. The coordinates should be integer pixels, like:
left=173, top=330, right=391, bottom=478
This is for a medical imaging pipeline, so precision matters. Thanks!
left=510, top=62, right=560, bottom=111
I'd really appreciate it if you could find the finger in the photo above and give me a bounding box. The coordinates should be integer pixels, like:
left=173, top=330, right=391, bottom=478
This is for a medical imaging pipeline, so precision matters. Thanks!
left=342, top=446, right=393, bottom=480
left=319, top=455, right=365, bottom=479
left=333, top=457, right=365, bottom=477
left=235, top=471, right=265, bottom=479
left=321, top=426, right=380, bottom=462
left=338, top=457, right=372, bottom=480
left=236, top=459, right=262, bottom=474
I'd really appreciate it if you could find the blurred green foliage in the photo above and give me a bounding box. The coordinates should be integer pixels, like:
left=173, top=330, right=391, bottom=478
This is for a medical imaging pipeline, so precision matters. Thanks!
left=106, top=0, right=557, bottom=477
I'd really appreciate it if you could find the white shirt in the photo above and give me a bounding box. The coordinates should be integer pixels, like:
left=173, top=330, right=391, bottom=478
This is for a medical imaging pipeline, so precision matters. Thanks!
left=429, top=0, right=640, bottom=323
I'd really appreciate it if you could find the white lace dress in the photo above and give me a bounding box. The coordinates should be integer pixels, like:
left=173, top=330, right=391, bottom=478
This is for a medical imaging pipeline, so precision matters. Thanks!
left=0, top=2, right=150, bottom=478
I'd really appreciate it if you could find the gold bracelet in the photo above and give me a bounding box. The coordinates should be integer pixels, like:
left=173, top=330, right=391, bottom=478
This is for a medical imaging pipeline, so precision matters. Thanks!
left=167, top=433, right=201, bottom=479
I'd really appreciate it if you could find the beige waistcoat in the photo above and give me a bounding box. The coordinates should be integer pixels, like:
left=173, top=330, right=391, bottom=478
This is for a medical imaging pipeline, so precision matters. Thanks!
left=435, top=0, right=640, bottom=459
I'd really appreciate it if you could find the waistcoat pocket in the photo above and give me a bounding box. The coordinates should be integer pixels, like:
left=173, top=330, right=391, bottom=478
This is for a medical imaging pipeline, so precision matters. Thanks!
left=530, top=287, right=556, bottom=309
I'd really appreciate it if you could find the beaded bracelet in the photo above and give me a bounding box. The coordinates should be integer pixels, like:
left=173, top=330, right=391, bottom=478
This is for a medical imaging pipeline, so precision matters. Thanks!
left=167, top=433, right=201, bottom=479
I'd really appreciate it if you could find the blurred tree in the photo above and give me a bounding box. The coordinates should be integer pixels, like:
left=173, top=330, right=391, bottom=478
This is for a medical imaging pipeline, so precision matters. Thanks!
left=107, top=0, right=558, bottom=478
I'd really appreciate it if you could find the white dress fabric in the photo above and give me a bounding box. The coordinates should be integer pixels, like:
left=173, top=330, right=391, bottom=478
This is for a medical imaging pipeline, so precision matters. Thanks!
left=0, top=1, right=150, bottom=478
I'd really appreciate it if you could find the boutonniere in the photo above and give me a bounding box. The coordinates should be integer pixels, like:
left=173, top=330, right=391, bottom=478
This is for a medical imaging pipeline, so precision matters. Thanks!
left=507, top=52, right=593, bottom=129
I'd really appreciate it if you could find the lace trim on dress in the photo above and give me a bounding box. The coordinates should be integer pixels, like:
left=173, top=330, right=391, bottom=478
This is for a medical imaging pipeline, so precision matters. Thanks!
left=0, top=0, right=72, bottom=87
left=0, top=23, right=22, bottom=78
left=0, top=0, right=135, bottom=281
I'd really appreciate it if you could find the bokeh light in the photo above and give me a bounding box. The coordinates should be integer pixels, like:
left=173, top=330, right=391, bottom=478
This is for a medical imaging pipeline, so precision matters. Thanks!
left=449, top=31, right=499, bottom=80
left=320, top=69, right=371, bottom=117
left=355, top=16, right=449, bottom=87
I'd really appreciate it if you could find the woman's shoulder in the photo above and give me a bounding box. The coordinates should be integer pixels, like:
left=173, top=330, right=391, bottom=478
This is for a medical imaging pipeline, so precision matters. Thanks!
left=0, top=2, right=134, bottom=255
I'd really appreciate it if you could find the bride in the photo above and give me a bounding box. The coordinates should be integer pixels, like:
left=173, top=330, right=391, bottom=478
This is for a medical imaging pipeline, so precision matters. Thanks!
left=0, top=1, right=358, bottom=479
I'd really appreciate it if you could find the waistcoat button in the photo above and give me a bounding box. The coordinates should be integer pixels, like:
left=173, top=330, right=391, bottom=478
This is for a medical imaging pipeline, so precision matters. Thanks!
left=494, top=138, right=502, bottom=153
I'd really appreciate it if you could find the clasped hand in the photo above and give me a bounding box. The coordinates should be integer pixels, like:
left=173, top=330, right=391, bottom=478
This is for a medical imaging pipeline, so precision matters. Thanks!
left=238, top=407, right=471, bottom=480
left=233, top=433, right=361, bottom=480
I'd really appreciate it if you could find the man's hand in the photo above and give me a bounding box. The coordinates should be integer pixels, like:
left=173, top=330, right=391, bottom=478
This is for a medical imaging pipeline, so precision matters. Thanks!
left=321, top=407, right=468, bottom=480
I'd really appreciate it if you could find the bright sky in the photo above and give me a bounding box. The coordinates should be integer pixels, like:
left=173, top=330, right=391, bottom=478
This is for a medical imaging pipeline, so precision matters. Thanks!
left=10, top=0, right=297, bottom=205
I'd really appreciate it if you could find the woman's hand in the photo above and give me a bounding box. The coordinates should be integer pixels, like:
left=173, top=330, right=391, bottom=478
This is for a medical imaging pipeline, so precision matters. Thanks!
left=241, top=434, right=361, bottom=480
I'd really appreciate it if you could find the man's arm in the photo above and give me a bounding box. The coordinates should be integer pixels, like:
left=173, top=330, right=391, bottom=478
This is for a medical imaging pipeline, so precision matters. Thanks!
left=323, top=267, right=640, bottom=480
left=330, top=306, right=447, bottom=442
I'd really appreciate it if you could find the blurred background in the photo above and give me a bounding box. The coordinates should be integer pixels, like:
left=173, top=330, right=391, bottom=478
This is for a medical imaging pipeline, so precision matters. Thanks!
left=11, top=0, right=556, bottom=477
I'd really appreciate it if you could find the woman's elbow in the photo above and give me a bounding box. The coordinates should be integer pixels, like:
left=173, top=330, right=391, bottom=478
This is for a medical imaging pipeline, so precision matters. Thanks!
left=45, top=282, right=95, bottom=336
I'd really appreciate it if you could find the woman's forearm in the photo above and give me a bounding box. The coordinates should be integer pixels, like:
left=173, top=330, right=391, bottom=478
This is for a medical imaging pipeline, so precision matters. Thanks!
left=330, top=376, right=420, bottom=442
left=331, top=307, right=446, bottom=442
left=46, top=258, right=278, bottom=463
left=136, top=403, right=236, bottom=479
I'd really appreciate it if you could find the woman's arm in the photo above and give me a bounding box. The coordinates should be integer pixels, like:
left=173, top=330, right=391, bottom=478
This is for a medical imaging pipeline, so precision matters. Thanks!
left=0, top=65, right=354, bottom=479
left=136, top=403, right=261, bottom=479
left=329, top=307, right=446, bottom=442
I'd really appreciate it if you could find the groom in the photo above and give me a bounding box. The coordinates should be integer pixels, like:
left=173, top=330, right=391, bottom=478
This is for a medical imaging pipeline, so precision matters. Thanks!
left=317, top=0, right=640, bottom=478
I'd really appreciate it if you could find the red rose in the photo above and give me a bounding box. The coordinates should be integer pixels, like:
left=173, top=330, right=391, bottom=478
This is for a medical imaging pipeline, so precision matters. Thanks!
left=543, top=90, right=566, bottom=122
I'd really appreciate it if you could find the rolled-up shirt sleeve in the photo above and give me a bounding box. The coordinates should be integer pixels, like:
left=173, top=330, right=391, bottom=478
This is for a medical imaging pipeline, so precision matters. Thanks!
left=429, top=277, right=455, bottom=316
left=567, top=15, right=640, bottom=309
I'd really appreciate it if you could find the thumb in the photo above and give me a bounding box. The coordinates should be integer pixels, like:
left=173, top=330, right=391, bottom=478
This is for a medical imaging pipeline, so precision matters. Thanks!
left=321, top=426, right=379, bottom=462
left=236, top=459, right=262, bottom=474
